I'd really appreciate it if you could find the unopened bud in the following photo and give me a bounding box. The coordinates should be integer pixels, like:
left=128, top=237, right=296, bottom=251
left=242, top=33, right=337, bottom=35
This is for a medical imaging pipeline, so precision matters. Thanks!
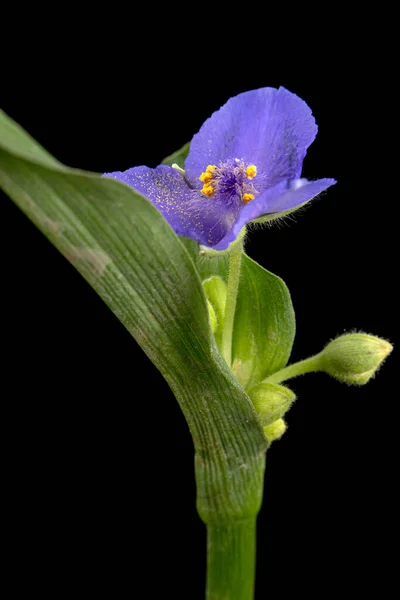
left=249, top=382, right=295, bottom=426
left=320, top=333, right=392, bottom=385
left=207, top=300, right=217, bottom=333
left=203, top=276, right=227, bottom=345
left=264, top=419, right=287, bottom=442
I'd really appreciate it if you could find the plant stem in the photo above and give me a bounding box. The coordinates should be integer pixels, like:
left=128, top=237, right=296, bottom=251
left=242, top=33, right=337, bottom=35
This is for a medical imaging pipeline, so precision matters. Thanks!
left=264, top=353, right=322, bottom=384
left=222, top=241, right=243, bottom=366
left=206, top=519, right=256, bottom=600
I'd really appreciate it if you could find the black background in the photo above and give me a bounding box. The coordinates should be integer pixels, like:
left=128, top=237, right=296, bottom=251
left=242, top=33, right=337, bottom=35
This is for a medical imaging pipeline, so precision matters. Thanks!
left=1, top=12, right=397, bottom=599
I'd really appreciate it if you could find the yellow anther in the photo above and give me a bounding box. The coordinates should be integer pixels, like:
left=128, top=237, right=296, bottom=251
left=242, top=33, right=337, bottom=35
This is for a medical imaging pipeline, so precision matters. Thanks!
left=242, top=193, right=255, bottom=204
left=201, top=184, right=215, bottom=197
left=246, top=165, right=257, bottom=179
left=200, top=166, right=217, bottom=185
left=199, top=172, right=212, bottom=184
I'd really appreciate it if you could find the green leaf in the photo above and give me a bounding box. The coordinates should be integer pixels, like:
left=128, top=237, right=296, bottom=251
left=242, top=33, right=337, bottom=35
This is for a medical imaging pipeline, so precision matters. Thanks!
left=232, top=254, right=295, bottom=391
left=161, top=141, right=190, bottom=167
left=0, top=110, right=266, bottom=524
left=0, top=113, right=62, bottom=169
left=178, top=231, right=295, bottom=392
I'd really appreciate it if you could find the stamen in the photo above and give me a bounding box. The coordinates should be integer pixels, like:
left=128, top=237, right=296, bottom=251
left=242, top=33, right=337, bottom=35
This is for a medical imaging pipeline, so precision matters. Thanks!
left=246, top=165, right=257, bottom=179
left=200, top=165, right=218, bottom=196
left=199, top=165, right=217, bottom=182
left=199, top=162, right=257, bottom=200
left=172, top=163, right=185, bottom=174
left=199, top=172, right=212, bottom=183
left=201, top=184, right=215, bottom=197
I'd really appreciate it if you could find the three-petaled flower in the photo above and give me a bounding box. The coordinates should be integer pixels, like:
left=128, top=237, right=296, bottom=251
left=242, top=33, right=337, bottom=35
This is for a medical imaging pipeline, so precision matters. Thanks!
left=104, top=87, right=336, bottom=250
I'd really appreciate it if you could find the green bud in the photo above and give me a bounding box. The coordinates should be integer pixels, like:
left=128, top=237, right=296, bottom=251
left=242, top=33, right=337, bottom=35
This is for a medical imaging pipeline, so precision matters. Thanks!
left=320, top=333, right=393, bottom=385
left=248, top=382, right=296, bottom=426
left=264, top=419, right=287, bottom=442
left=207, top=300, right=217, bottom=333
left=203, top=276, right=227, bottom=347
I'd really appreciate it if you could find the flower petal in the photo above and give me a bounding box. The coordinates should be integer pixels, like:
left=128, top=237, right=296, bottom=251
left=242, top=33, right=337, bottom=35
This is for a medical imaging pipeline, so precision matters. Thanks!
left=185, top=87, right=318, bottom=190
left=212, top=178, right=336, bottom=250
left=103, top=165, right=241, bottom=247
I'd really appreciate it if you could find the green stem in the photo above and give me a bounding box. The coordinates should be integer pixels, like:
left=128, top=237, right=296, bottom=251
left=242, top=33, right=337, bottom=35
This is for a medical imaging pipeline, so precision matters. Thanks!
left=222, top=240, right=243, bottom=366
left=206, top=520, right=256, bottom=600
left=264, top=353, right=322, bottom=384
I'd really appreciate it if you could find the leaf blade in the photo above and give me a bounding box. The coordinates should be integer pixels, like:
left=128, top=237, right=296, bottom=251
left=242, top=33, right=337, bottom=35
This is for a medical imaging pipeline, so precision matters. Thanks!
left=161, top=141, right=190, bottom=167
left=0, top=112, right=267, bottom=523
left=232, top=254, right=296, bottom=390
left=0, top=108, right=63, bottom=169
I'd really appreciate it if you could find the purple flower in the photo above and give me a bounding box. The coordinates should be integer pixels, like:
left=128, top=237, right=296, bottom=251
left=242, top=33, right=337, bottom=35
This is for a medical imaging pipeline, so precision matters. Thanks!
left=104, top=87, right=336, bottom=250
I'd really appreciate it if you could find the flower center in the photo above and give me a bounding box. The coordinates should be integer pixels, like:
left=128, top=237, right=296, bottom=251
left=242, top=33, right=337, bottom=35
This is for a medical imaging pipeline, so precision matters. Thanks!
left=199, top=159, right=258, bottom=204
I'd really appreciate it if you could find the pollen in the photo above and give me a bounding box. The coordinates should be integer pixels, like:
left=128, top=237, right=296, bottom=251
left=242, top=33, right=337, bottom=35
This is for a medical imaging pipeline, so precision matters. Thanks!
left=200, top=166, right=217, bottom=196
left=242, top=193, right=255, bottom=204
left=199, top=165, right=217, bottom=182
left=246, top=165, right=257, bottom=179
left=201, top=184, right=215, bottom=197
left=199, top=172, right=212, bottom=184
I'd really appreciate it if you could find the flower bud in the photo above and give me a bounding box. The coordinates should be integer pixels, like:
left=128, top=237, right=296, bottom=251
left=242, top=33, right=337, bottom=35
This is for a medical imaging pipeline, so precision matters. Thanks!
left=320, top=333, right=392, bottom=385
left=264, top=419, right=287, bottom=442
left=248, top=382, right=295, bottom=426
left=207, top=300, right=217, bottom=333
left=203, top=276, right=227, bottom=346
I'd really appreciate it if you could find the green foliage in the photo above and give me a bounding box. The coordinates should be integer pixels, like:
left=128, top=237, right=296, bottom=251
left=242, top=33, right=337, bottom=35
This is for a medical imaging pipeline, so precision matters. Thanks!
left=161, top=141, right=190, bottom=167
left=180, top=240, right=296, bottom=392
left=232, top=255, right=295, bottom=390
left=0, top=110, right=267, bottom=525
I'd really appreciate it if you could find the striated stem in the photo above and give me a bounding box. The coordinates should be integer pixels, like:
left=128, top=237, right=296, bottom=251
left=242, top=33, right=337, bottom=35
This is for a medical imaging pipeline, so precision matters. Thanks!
left=222, top=241, right=243, bottom=366
left=206, top=520, right=257, bottom=600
